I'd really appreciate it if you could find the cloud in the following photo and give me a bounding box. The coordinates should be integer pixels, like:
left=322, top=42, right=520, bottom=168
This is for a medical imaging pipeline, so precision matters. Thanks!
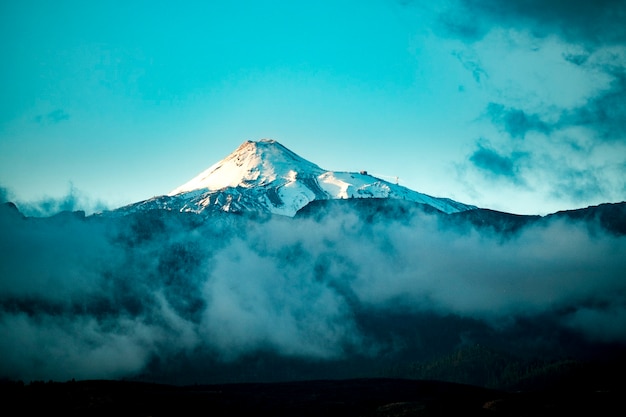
left=1, top=203, right=625, bottom=382
left=417, top=0, right=626, bottom=208
left=451, top=49, right=488, bottom=83
left=486, top=103, right=552, bottom=138
left=437, top=6, right=487, bottom=41
left=451, top=1, right=626, bottom=144
left=465, top=53, right=626, bottom=205
left=563, top=51, right=590, bottom=66
left=13, top=183, right=109, bottom=217
left=550, top=166, right=606, bottom=203
left=464, top=133, right=626, bottom=209
left=479, top=63, right=626, bottom=143
left=565, top=303, right=626, bottom=343
left=468, top=140, right=527, bottom=181
left=559, top=69, right=626, bottom=141
left=438, top=1, right=626, bottom=133
left=200, top=236, right=360, bottom=361
left=437, top=0, right=626, bottom=46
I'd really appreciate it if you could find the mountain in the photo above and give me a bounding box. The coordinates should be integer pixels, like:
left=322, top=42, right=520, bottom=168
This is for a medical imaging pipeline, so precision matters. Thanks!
left=2, top=139, right=625, bottom=389
left=114, top=139, right=476, bottom=217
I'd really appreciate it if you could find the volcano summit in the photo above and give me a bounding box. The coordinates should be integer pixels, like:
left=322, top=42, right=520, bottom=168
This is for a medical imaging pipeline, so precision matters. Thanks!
left=120, top=139, right=476, bottom=217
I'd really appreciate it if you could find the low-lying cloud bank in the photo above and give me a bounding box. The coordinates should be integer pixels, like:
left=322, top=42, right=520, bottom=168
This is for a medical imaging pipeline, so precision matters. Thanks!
left=0, top=184, right=109, bottom=217
left=0, top=201, right=624, bottom=382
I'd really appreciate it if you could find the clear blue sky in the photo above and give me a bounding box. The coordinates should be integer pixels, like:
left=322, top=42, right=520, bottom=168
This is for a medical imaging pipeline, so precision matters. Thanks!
left=1, top=0, right=625, bottom=215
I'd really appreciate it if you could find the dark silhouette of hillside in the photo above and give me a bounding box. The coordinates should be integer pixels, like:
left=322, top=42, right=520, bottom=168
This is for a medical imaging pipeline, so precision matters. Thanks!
left=2, top=376, right=624, bottom=416
left=380, top=344, right=626, bottom=392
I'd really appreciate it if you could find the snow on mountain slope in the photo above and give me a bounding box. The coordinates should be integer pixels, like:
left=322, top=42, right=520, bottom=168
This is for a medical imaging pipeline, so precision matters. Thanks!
left=169, top=139, right=325, bottom=195
left=120, top=139, right=476, bottom=217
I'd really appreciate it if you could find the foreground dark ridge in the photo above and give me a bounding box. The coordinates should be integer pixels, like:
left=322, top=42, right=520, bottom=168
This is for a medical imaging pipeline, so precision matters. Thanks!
left=2, top=377, right=624, bottom=417
left=296, top=198, right=626, bottom=235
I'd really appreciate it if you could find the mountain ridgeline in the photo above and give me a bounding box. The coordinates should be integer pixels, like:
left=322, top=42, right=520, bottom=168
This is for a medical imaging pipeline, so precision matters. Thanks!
left=1, top=140, right=625, bottom=390
left=116, top=139, right=476, bottom=217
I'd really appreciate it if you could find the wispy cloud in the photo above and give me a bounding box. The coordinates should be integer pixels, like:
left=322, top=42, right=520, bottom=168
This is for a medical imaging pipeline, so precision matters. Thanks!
left=451, top=49, right=488, bottom=83
left=3, top=184, right=109, bottom=217
left=559, top=69, right=626, bottom=142
left=486, top=103, right=551, bottom=139
left=550, top=166, right=606, bottom=203
left=469, top=140, right=527, bottom=182
left=437, top=0, right=626, bottom=46
left=402, top=0, right=626, bottom=208
left=435, top=0, right=626, bottom=145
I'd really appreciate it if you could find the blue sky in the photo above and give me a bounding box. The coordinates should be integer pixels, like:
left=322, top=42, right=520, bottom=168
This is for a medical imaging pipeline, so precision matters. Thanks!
left=1, top=0, right=625, bottom=215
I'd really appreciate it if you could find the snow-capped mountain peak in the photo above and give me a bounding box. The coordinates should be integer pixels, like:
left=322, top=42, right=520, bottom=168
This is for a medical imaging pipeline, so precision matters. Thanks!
left=169, top=139, right=324, bottom=195
left=121, top=139, right=476, bottom=217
